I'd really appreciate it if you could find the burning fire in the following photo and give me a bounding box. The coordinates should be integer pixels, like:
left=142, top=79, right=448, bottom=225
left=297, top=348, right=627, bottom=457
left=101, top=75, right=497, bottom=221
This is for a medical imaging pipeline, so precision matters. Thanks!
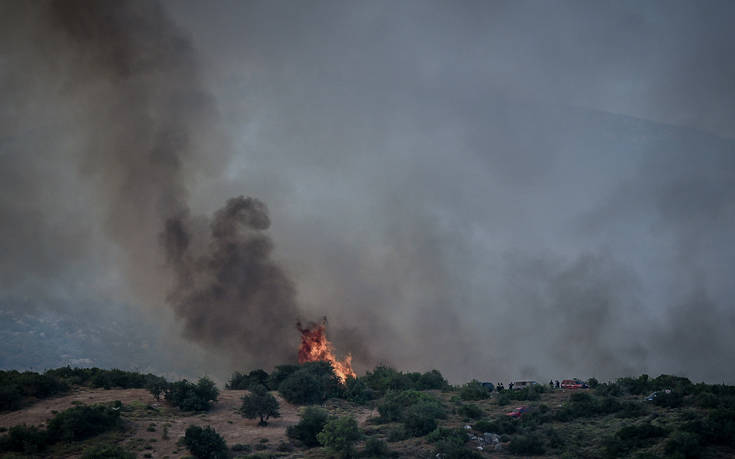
left=297, top=318, right=356, bottom=383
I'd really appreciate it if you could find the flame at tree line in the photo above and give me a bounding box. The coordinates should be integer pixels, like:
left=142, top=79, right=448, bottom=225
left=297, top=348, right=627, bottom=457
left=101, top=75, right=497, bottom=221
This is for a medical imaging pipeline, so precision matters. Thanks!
left=297, top=319, right=356, bottom=383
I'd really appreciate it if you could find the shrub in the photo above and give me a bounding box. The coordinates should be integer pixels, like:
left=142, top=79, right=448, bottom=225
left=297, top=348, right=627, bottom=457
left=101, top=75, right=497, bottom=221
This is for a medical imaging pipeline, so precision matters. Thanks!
left=227, top=369, right=270, bottom=390
left=377, top=390, right=441, bottom=422
left=588, top=377, right=600, bottom=388
left=241, top=385, right=280, bottom=426
left=166, top=377, right=219, bottom=411
left=317, top=416, right=362, bottom=458
left=184, top=425, right=228, bottom=459
left=428, top=428, right=479, bottom=459
left=459, top=380, right=490, bottom=401
left=0, top=424, right=48, bottom=453
left=509, top=433, right=546, bottom=455
left=471, top=416, right=517, bottom=435
left=496, top=393, right=510, bottom=406
left=386, top=426, right=408, bottom=442
left=278, top=362, right=342, bottom=405
left=46, top=404, right=121, bottom=442
left=363, top=438, right=394, bottom=457
left=343, top=376, right=375, bottom=404
left=665, top=431, right=701, bottom=459
left=267, top=364, right=300, bottom=390
left=231, top=443, right=252, bottom=452
left=0, top=385, right=22, bottom=411
left=617, top=401, right=647, bottom=418
left=81, top=445, right=136, bottom=459
left=653, top=391, right=684, bottom=408
left=603, top=422, right=667, bottom=457
left=403, top=400, right=447, bottom=436
left=362, top=365, right=411, bottom=394
left=287, top=406, right=329, bottom=447
left=417, top=370, right=450, bottom=390
left=694, top=392, right=718, bottom=409
left=457, top=403, right=484, bottom=419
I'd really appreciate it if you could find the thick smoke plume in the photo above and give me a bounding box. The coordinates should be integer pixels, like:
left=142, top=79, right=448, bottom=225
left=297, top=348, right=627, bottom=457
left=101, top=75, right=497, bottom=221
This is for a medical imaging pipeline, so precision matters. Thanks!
left=0, top=0, right=305, bottom=367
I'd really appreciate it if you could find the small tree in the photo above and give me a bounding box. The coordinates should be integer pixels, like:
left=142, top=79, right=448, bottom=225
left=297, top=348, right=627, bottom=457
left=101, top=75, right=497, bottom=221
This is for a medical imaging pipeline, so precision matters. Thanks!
left=183, top=425, right=228, bottom=459
left=287, top=406, right=329, bottom=447
left=241, top=385, right=280, bottom=426
left=317, top=416, right=362, bottom=458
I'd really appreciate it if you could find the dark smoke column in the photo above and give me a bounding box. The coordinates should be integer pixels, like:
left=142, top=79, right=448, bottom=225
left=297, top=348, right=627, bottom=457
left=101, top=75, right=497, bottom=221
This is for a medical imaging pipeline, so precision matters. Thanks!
left=163, top=197, right=302, bottom=365
left=34, top=0, right=302, bottom=366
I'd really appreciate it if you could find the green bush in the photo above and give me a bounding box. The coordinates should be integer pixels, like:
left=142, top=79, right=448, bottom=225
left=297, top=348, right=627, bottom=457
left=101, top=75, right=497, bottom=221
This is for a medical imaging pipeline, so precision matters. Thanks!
left=653, top=391, right=684, bottom=408
left=362, top=366, right=411, bottom=393
left=428, top=428, right=479, bottom=459
left=603, top=422, right=667, bottom=457
left=694, top=392, right=718, bottom=409
left=184, top=425, right=228, bottom=459
left=317, top=416, right=362, bottom=458
left=227, top=369, right=270, bottom=390
left=457, top=403, right=484, bottom=419
left=166, top=377, right=219, bottom=411
left=459, top=380, right=491, bottom=401
left=267, top=364, right=300, bottom=390
left=377, top=390, right=441, bottom=422
left=286, top=406, right=329, bottom=447
left=278, top=362, right=342, bottom=405
left=81, top=444, right=136, bottom=459
left=509, top=433, right=546, bottom=455
left=0, top=385, right=23, bottom=411
left=343, top=376, right=375, bottom=404
left=363, top=438, right=395, bottom=457
left=241, top=386, right=280, bottom=426
left=470, top=416, right=517, bottom=435
left=417, top=370, right=450, bottom=390
left=386, top=426, right=408, bottom=442
left=46, top=404, right=121, bottom=442
left=665, top=431, right=701, bottom=459
left=403, top=401, right=447, bottom=437
left=0, top=424, right=48, bottom=453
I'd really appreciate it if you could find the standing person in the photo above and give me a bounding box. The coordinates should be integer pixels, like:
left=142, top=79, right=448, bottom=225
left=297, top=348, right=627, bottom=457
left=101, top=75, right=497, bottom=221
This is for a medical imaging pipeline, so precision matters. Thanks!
left=549, top=380, right=554, bottom=390
left=555, top=380, right=560, bottom=389
left=509, top=381, right=514, bottom=391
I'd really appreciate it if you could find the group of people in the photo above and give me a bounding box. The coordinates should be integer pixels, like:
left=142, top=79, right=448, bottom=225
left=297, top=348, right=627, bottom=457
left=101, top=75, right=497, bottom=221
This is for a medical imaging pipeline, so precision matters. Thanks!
left=494, top=380, right=562, bottom=391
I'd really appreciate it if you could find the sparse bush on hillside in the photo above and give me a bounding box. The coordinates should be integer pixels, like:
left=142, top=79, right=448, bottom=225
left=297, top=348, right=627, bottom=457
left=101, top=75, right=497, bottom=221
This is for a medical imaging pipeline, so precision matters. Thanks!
left=227, top=369, right=269, bottom=390
left=428, top=428, right=480, bottom=459
left=166, top=377, right=219, bottom=411
left=268, top=364, right=299, bottom=390
left=317, top=416, right=362, bottom=458
left=403, top=400, right=447, bottom=436
left=46, top=404, right=122, bottom=442
left=361, top=365, right=449, bottom=395
left=241, top=385, right=280, bottom=426
left=471, top=415, right=518, bottom=435
left=0, top=424, right=48, bottom=453
left=377, top=390, right=443, bottom=422
left=603, top=422, right=667, bottom=457
left=343, top=376, right=375, bottom=404
left=507, top=386, right=542, bottom=401
left=665, top=430, right=702, bottom=459
left=184, top=425, right=228, bottom=459
left=652, top=390, right=684, bottom=408
left=363, top=438, right=396, bottom=457
left=81, top=444, right=136, bottom=459
left=509, top=433, right=546, bottom=456
left=278, top=361, right=342, bottom=404
left=44, top=367, right=166, bottom=391
left=287, top=406, right=329, bottom=447
left=0, top=370, right=69, bottom=411
left=457, top=403, right=484, bottom=419
left=459, top=380, right=491, bottom=401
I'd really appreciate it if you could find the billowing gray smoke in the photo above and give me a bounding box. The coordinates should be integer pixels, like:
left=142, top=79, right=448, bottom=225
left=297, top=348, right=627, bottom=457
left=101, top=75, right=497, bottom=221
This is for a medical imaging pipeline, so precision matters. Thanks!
left=162, top=196, right=300, bottom=364
left=0, top=0, right=303, bottom=366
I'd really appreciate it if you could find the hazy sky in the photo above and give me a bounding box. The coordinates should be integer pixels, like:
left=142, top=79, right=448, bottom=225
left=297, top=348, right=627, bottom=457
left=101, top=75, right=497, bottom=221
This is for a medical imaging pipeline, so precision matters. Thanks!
left=1, top=0, right=734, bottom=383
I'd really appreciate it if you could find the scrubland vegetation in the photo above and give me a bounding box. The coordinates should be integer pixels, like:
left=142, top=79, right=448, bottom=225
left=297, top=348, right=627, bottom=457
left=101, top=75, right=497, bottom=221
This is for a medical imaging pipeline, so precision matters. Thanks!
left=1, top=366, right=734, bottom=458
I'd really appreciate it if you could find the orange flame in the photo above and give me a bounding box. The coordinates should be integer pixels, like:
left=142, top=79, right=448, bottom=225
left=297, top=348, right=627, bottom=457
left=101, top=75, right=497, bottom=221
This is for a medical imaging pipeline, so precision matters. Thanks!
left=297, top=318, right=356, bottom=383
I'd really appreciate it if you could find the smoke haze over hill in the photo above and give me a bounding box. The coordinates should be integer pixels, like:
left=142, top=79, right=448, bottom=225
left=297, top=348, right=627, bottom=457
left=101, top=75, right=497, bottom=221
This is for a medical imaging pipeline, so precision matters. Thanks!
left=1, top=0, right=734, bottom=383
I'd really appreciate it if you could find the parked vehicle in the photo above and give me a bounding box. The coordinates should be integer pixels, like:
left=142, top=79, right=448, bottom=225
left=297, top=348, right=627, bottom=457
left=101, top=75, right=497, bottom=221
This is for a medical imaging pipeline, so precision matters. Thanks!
left=506, top=406, right=529, bottom=417
left=513, top=380, right=538, bottom=390
left=561, top=379, right=589, bottom=389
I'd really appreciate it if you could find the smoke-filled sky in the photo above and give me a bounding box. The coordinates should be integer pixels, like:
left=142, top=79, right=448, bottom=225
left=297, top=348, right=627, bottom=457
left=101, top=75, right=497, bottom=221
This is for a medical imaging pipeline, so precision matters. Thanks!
left=1, top=0, right=734, bottom=384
